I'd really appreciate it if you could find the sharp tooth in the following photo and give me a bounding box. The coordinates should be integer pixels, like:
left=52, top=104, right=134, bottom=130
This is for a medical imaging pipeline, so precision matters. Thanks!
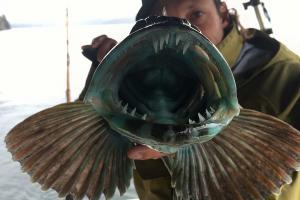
left=122, top=103, right=128, bottom=113
left=206, top=109, right=212, bottom=118
left=175, top=35, right=181, bottom=46
left=162, top=6, right=168, bottom=16
left=198, top=113, right=205, bottom=122
left=117, top=100, right=123, bottom=107
left=132, top=160, right=136, bottom=170
left=183, top=43, right=189, bottom=55
left=160, top=37, right=164, bottom=50
left=153, top=40, right=159, bottom=54
left=165, top=34, right=170, bottom=45
left=142, top=114, right=147, bottom=120
left=130, top=107, right=136, bottom=116
left=188, top=119, right=195, bottom=124
left=209, top=106, right=216, bottom=113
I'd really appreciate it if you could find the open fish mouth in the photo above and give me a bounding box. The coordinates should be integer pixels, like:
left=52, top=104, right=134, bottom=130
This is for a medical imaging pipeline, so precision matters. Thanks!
left=85, top=16, right=239, bottom=147
left=120, top=30, right=214, bottom=124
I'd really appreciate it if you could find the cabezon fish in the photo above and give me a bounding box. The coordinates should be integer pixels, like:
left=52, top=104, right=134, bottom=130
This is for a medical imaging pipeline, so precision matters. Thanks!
left=5, top=16, right=300, bottom=200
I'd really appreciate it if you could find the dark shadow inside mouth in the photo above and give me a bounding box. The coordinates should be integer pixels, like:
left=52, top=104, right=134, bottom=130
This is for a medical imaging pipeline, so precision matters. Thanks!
left=118, top=49, right=208, bottom=124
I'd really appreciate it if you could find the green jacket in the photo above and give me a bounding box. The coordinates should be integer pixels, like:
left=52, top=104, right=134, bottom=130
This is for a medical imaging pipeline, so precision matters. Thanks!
left=134, top=25, right=300, bottom=200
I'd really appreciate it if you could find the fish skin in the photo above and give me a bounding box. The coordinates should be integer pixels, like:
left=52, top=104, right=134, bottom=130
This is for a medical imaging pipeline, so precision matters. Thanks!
left=5, top=16, right=300, bottom=200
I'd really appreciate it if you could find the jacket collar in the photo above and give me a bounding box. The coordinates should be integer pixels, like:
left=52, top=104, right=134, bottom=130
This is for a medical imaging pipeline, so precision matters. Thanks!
left=217, top=24, right=243, bottom=68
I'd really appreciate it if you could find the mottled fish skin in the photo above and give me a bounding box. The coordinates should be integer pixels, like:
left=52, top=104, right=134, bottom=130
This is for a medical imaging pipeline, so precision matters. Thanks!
left=5, top=16, right=300, bottom=200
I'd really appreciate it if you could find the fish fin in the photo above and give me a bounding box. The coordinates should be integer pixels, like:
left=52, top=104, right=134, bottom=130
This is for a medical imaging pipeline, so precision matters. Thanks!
left=5, top=101, right=133, bottom=200
left=163, top=108, right=300, bottom=200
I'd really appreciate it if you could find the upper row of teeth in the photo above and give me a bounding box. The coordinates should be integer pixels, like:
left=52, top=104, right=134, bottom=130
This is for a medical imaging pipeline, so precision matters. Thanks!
left=153, top=34, right=190, bottom=55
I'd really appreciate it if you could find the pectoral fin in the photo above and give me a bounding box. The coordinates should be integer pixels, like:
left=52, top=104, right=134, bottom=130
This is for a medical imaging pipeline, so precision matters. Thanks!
left=5, top=101, right=133, bottom=200
left=163, top=108, right=300, bottom=200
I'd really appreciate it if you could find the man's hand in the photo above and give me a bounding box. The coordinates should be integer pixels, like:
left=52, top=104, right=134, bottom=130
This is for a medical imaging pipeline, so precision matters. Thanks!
left=127, top=145, right=171, bottom=160
left=81, top=35, right=117, bottom=63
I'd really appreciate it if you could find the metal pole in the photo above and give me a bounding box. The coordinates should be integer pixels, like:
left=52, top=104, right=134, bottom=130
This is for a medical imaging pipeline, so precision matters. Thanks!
left=253, top=5, right=265, bottom=31
left=65, top=7, right=71, bottom=102
left=243, top=0, right=272, bottom=34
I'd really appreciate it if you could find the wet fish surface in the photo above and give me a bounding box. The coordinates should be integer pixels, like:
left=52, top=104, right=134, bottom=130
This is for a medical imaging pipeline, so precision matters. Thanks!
left=5, top=16, right=300, bottom=200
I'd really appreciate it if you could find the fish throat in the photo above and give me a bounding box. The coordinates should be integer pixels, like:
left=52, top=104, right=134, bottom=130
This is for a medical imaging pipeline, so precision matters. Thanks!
left=119, top=41, right=212, bottom=125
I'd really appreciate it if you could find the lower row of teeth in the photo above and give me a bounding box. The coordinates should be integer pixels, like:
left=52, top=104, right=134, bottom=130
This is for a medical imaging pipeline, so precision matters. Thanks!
left=117, top=100, right=148, bottom=120
left=117, top=100, right=215, bottom=124
left=188, top=108, right=214, bottom=124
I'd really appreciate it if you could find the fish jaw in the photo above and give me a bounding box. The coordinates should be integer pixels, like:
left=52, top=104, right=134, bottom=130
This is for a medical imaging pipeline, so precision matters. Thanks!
left=84, top=16, right=239, bottom=152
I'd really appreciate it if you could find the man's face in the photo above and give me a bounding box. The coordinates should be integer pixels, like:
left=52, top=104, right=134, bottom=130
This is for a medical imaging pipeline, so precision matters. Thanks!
left=164, top=0, right=228, bottom=45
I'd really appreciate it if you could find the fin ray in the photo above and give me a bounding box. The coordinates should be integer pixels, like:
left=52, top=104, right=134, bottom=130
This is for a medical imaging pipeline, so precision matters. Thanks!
left=6, top=102, right=94, bottom=149
left=5, top=101, right=133, bottom=199
left=163, top=109, right=300, bottom=200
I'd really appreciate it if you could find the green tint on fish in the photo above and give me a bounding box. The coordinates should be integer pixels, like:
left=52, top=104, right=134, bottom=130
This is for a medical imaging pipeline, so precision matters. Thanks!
left=5, top=16, right=300, bottom=200
left=84, top=17, right=239, bottom=153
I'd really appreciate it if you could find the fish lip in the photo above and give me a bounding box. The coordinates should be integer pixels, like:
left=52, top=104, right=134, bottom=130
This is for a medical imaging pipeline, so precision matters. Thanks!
left=102, top=112, right=227, bottom=149
left=130, top=16, right=201, bottom=38
left=85, top=18, right=240, bottom=146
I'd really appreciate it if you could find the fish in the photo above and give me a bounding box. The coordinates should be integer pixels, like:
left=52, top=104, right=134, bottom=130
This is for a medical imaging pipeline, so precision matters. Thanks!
left=5, top=16, right=300, bottom=200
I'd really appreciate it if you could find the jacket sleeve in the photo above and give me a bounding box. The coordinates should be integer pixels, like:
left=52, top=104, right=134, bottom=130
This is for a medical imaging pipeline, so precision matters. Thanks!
left=259, top=60, right=300, bottom=130
left=133, top=159, right=173, bottom=200
left=237, top=58, right=300, bottom=131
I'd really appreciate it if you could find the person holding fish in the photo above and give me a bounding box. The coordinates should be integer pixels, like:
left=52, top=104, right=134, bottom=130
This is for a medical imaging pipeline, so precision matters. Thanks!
left=79, top=0, right=300, bottom=199
left=5, top=0, right=300, bottom=200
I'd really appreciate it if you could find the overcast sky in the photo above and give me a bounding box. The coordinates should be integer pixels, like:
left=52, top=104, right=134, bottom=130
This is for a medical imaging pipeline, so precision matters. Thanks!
left=0, top=0, right=141, bottom=24
left=1, top=0, right=299, bottom=54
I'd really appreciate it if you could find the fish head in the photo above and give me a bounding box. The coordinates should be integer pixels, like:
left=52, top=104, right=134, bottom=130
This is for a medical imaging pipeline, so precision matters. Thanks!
left=84, top=16, right=240, bottom=153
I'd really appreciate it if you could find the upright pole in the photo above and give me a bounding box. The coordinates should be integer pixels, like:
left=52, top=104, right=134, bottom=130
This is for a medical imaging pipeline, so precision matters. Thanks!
left=65, top=7, right=71, bottom=102
left=64, top=8, right=74, bottom=200
left=253, top=4, right=265, bottom=31
left=243, top=0, right=273, bottom=34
